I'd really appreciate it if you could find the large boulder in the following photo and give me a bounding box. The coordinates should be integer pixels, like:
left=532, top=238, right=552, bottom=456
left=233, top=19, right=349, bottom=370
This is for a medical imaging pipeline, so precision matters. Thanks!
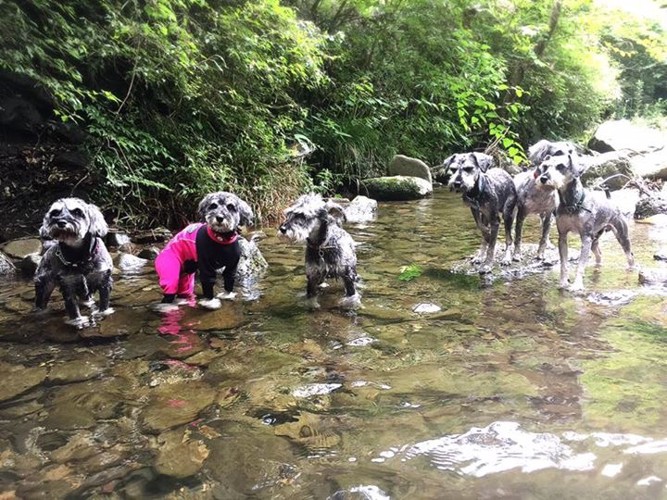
left=588, top=119, right=666, bottom=154
left=388, top=154, right=432, bottom=183
left=360, top=176, right=433, bottom=201
left=581, top=151, right=633, bottom=190
left=635, top=194, right=667, bottom=219
left=629, top=148, right=667, bottom=181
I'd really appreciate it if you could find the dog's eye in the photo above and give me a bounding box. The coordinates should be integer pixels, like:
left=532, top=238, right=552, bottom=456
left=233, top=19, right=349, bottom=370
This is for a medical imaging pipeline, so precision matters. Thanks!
left=71, top=208, right=84, bottom=217
left=462, top=167, right=474, bottom=173
left=49, top=209, right=61, bottom=217
left=556, top=164, right=565, bottom=171
left=226, top=203, right=236, bottom=212
left=208, top=203, right=218, bottom=210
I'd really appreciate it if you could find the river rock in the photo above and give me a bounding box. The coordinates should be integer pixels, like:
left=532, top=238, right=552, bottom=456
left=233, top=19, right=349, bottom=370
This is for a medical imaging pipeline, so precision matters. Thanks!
left=361, top=176, right=432, bottom=201
left=0, top=362, right=48, bottom=402
left=635, top=194, right=667, bottom=219
left=205, top=425, right=297, bottom=496
left=188, top=305, right=246, bottom=331
left=0, top=251, right=15, bottom=275
left=114, top=253, right=148, bottom=274
left=140, top=380, right=217, bottom=433
left=630, top=148, right=667, bottom=181
left=344, top=196, right=377, bottom=223
left=655, top=248, right=667, bottom=261
left=388, top=154, right=432, bottom=183
left=106, top=229, right=131, bottom=248
left=236, top=235, right=268, bottom=280
left=581, top=151, right=633, bottom=190
left=639, top=268, right=667, bottom=286
left=47, top=358, right=107, bottom=384
left=588, top=119, right=666, bottom=154
left=137, top=246, right=160, bottom=260
left=154, top=429, right=210, bottom=478
left=1, top=238, right=42, bottom=259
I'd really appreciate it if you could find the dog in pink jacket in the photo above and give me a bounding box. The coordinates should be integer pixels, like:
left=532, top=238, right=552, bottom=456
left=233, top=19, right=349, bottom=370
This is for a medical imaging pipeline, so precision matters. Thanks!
left=155, top=191, right=253, bottom=311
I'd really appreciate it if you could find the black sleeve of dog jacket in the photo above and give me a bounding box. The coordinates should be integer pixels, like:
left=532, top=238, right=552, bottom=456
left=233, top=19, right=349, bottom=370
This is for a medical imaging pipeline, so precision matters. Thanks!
left=196, top=226, right=242, bottom=299
left=162, top=293, right=176, bottom=304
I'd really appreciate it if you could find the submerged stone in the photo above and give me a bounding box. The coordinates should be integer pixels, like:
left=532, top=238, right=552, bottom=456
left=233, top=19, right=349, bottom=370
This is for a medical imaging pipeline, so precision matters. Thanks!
left=140, top=381, right=217, bottom=433
left=0, top=362, right=48, bottom=403
left=154, top=429, right=210, bottom=478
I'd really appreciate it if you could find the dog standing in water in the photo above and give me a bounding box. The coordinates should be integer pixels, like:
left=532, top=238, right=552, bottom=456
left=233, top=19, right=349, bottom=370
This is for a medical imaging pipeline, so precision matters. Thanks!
left=445, top=152, right=516, bottom=274
left=34, top=197, right=114, bottom=326
left=154, top=191, right=253, bottom=311
left=279, top=194, right=360, bottom=309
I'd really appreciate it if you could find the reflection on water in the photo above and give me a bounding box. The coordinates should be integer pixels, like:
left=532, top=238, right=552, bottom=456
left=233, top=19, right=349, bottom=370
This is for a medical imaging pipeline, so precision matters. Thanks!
left=0, top=188, right=665, bottom=498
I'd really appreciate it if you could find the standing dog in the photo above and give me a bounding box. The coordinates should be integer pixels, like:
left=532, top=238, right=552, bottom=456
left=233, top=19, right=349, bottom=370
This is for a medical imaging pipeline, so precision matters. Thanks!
left=34, top=198, right=114, bottom=326
left=511, top=140, right=575, bottom=260
left=279, top=194, right=360, bottom=309
left=538, top=154, right=635, bottom=291
left=446, top=152, right=516, bottom=273
left=154, top=191, right=253, bottom=311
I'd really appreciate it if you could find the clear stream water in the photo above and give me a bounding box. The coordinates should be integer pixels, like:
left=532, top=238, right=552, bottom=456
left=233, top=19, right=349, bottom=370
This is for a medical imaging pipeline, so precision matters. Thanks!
left=0, top=188, right=666, bottom=499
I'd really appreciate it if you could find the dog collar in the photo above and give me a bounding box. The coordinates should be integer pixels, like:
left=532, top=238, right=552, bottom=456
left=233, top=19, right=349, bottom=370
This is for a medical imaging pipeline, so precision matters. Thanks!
left=55, top=236, right=98, bottom=268
left=206, top=226, right=238, bottom=245
left=559, top=189, right=590, bottom=214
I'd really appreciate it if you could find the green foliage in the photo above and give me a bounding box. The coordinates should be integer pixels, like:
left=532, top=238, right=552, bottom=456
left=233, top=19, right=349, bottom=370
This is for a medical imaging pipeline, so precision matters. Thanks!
left=398, top=264, right=424, bottom=282
left=0, top=0, right=664, bottom=227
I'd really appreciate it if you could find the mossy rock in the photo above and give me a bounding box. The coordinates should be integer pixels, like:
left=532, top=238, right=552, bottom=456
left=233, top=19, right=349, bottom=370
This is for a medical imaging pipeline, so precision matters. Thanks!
left=360, top=175, right=432, bottom=201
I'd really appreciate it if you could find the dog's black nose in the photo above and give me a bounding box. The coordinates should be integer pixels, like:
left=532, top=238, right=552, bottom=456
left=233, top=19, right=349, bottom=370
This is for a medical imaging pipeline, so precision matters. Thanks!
left=540, top=175, right=549, bottom=184
left=279, top=226, right=286, bottom=234
left=56, top=220, right=67, bottom=228
left=216, top=216, right=223, bottom=223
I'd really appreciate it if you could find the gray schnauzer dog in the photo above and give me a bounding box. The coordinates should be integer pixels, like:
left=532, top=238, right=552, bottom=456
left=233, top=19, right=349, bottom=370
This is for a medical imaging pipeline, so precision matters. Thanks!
left=538, top=154, right=635, bottom=291
left=34, top=197, right=114, bottom=326
left=445, top=152, right=516, bottom=273
left=279, top=193, right=360, bottom=309
left=154, top=191, right=253, bottom=312
left=511, top=140, right=576, bottom=260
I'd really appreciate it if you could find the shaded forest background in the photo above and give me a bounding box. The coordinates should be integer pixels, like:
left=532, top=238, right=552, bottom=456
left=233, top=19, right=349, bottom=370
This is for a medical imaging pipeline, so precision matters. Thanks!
left=0, top=0, right=666, bottom=232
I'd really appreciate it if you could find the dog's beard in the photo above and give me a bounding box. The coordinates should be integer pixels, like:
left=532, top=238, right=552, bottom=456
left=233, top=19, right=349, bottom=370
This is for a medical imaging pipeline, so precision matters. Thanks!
left=48, top=221, right=86, bottom=245
left=281, top=219, right=317, bottom=243
left=449, top=173, right=476, bottom=193
left=205, top=213, right=237, bottom=233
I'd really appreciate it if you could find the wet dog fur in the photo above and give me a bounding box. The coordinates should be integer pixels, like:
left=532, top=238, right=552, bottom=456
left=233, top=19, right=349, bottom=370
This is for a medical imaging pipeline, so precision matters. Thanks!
left=279, top=193, right=360, bottom=309
left=34, top=197, right=113, bottom=326
left=445, top=152, right=517, bottom=273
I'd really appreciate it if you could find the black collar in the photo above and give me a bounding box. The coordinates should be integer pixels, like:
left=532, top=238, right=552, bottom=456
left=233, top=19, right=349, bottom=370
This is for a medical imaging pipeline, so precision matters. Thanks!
left=56, top=234, right=98, bottom=268
left=559, top=187, right=590, bottom=214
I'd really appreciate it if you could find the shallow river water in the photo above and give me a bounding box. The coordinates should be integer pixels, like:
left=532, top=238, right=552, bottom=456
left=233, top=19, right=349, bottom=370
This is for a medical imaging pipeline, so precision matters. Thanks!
left=0, top=188, right=666, bottom=499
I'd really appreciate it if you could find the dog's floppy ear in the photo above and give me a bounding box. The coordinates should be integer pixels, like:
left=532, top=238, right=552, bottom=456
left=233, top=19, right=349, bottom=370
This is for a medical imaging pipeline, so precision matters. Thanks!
left=440, top=154, right=457, bottom=174
left=87, top=203, right=108, bottom=237
left=197, top=193, right=215, bottom=221
left=235, top=197, right=254, bottom=226
left=475, top=153, right=495, bottom=172
left=324, top=200, right=347, bottom=226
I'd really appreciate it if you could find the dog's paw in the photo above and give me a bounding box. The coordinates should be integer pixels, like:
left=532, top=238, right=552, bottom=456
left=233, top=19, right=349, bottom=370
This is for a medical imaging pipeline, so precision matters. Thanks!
left=95, top=307, right=115, bottom=317
left=216, top=291, right=237, bottom=301
left=65, top=316, right=89, bottom=328
left=198, top=298, right=222, bottom=310
left=478, top=264, right=493, bottom=275
left=152, top=302, right=180, bottom=313
left=338, top=293, right=361, bottom=310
